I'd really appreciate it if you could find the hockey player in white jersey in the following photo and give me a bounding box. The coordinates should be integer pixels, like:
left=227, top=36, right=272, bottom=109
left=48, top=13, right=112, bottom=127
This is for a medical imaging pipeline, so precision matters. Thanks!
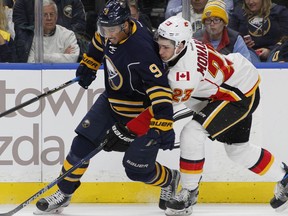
left=154, top=16, right=288, bottom=216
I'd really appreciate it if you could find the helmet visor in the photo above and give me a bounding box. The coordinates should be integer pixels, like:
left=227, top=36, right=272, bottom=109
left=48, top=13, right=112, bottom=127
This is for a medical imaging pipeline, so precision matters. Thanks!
left=154, top=31, right=176, bottom=47
left=97, top=23, right=124, bottom=38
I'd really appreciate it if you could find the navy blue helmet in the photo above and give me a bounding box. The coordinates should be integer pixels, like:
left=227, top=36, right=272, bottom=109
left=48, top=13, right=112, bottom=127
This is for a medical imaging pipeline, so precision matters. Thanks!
left=98, top=0, right=131, bottom=27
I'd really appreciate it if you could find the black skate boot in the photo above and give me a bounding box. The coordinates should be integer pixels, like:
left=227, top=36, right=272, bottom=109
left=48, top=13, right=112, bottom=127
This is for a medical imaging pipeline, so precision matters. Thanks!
left=270, top=162, right=288, bottom=212
left=165, top=187, right=199, bottom=216
left=159, top=170, right=180, bottom=210
left=34, top=189, right=72, bottom=215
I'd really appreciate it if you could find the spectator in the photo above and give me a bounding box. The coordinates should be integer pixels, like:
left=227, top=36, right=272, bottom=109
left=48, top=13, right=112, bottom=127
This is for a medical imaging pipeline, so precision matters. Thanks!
left=28, top=0, right=79, bottom=63
left=225, top=0, right=234, bottom=14
left=53, top=0, right=86, bottom=34
left=0, top=0, right=16, bottom=62
left=12, top=0, right=34, bottom=62
left=81, top=0, right=95, bottom=12
left=13, top=0, right=86, bottom=62
left=166, top=0, right=232, bottom=19
left=225, top=0, right=244, bottom=15
left=165, top=0, right=233, bottom=19
left=165, top=0, right=182, bottom=19
left=193, top=0, right=253, bottom=62
left=127, top=0, right=153, bottom=32
left=94, top=0, right=107, bottom=15
left=52, top=0, right=87, bottom=61
left=229, top=0, right=288, bottom=61
left=141, top=0, right=168, bottom=30
left=176, top=0, right=208, bottom=33
left=3, top=0, right=14, bottom=38
left=3, top=0, right=13, bottom=8
left=268, top=35, right=288, bottom=62
left=81, top=0, right=107, bottom=39
left=272, top=0, right=288, bottom=8
left=84, top=10, right=97, bottom=39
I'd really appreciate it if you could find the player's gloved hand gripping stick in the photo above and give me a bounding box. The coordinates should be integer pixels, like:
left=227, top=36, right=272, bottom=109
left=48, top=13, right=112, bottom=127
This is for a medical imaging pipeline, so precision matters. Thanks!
left=103, top=108, right=177, bottom=152
left=76, top=53, right=101, bottom=89
left=0, top=53, right=101, bottom=118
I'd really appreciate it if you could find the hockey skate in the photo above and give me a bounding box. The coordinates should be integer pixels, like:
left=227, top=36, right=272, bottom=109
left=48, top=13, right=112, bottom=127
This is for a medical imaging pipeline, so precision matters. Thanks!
left=165, top=187, right=199, bottom=216
left=270, top=162, right=288, bottom=212
left=159, top=170, right=180, bottom=210
left=34, top=189, right=72, bottom=215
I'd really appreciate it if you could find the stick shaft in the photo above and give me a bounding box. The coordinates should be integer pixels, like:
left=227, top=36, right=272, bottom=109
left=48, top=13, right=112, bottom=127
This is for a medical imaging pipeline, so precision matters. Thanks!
left=0, top=140, right=106, bottom=216
left=0, top=77, right=80, bottom=118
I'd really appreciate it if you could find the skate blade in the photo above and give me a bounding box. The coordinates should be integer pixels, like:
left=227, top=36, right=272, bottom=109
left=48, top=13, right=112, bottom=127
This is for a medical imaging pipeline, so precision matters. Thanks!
left=275, top=201, right=288, bottom=213
left=165, top=206, right=193, bottom=216
left=33, top=207, right=64, bottom=215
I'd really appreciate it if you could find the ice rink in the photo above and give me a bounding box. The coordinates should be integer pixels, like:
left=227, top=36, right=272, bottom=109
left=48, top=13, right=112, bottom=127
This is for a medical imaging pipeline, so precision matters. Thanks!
left=0, top=203, right=286, bottom=216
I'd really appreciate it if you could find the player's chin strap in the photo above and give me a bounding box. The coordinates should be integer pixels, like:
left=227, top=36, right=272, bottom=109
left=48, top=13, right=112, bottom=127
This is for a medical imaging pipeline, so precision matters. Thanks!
left=164, top=41, right=187, bottom=63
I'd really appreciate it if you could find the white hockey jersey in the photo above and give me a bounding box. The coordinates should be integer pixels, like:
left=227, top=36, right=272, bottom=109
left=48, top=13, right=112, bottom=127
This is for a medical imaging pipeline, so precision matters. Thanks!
left=168, top=39, right=260, bottom=107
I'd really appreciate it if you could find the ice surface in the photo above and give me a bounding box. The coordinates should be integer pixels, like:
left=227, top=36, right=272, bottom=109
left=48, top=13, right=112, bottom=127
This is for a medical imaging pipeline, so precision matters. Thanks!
left=0, top=203, right=285, bottom=216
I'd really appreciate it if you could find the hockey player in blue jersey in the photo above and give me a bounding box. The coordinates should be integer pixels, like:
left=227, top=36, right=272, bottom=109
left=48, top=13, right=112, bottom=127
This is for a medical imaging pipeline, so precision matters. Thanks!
left=34, top=0, right=180, bottom=214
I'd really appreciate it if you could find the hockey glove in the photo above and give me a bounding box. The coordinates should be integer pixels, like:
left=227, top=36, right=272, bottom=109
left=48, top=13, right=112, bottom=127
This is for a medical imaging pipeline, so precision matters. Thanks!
left=149, top=118, right=175, bottom=150
left=103, top=122, right=136, bottom=152
left=76, top=53, right=101, bottom=89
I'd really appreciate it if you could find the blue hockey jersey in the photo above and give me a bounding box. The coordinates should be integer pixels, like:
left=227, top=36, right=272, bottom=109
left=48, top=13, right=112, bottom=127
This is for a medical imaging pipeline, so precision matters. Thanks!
left=87, top=20, right=173, bottom=121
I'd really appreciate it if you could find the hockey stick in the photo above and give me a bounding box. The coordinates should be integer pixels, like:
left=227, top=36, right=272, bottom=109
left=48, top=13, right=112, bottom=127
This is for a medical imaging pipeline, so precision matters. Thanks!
left=0, top=139, right=107, bottom=216
left=0, top=92, right=191, bottom=215
left=0, top=76, right=80, bottom=118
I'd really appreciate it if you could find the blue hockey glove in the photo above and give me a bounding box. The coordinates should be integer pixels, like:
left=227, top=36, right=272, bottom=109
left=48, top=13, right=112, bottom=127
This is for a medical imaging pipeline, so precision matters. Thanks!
left=76, top=64, right=97, bottom=89
left=76, top=53, right=101, bottom=89
left=149, top=118, right=175, bottom=150
left=146, top=128, right=175, bottom=150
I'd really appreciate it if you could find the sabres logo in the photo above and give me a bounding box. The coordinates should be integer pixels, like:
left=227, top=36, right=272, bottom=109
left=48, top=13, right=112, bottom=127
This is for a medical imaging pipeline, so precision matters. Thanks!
left=248, top=16, right=271, bottom=37
left=105, top=56, right=123, bottom=90
left=103, top=8, right=109, bottom=15
left=82, top=119, right=90, bottom=128
left=205, top=11, right=212, bottom=17
left=63, top=5, right=72, bottom=18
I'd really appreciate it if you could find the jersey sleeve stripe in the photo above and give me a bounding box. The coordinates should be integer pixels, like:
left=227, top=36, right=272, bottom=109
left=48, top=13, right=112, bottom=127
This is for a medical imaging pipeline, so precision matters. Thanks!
left=92, top=36, right=103, bottom=52
left=151, top=99, right=173, bottom=106
left=149, top=91, right=173, bottom=100
left=112, top=106, right=145, bottom=112
left=108, top=98, right=144, bottom=105
left=146, top=86, right=172, bottom=94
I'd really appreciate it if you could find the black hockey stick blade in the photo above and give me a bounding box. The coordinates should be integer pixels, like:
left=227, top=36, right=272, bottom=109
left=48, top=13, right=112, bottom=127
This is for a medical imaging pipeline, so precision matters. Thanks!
left=0, top=76, right=80, bottom=118
left=0, top=139, right=107, bottom=216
